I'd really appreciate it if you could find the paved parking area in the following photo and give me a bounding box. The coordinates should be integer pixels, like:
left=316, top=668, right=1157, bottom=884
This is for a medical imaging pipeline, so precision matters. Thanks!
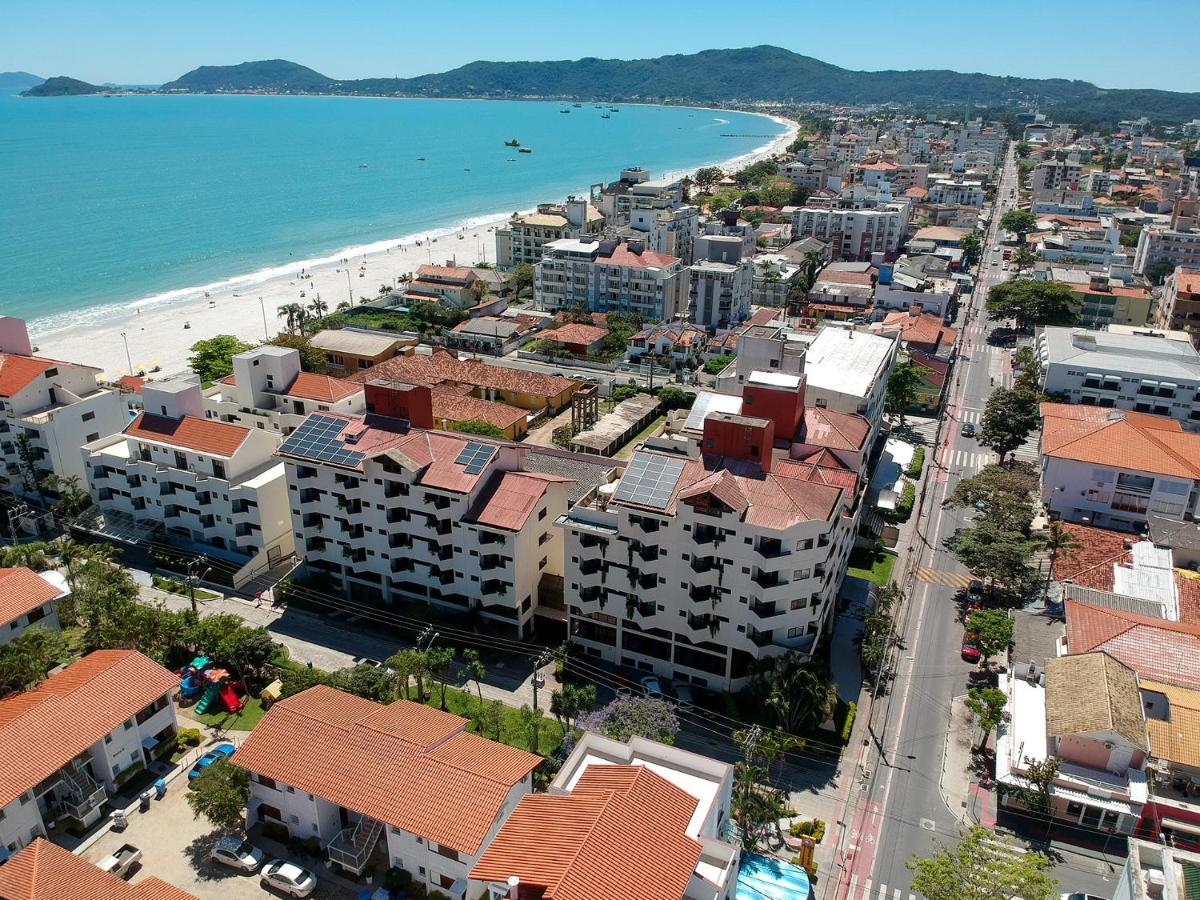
left=82, top=781, right=356, bottom=900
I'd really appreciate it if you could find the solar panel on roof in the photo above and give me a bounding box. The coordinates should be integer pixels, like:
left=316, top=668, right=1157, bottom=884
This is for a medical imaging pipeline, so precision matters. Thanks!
left=278, top=413, right=365, bottom=468
left=454, top=441, right=495, bottom=475
left=612, top=453, right=686, bottom=510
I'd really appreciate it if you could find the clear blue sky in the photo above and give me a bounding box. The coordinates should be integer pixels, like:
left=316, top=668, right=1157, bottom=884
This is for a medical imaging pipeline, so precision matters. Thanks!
left=4, top=0, right=1198, bottom=92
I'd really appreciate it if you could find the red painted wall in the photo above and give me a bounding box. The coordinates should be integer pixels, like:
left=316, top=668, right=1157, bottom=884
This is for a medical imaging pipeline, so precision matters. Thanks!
left=740, top=381, right=805, bottom=442
left=364, top=381, right=433, bottom=428
left=702, top=416, right=775, bottom=472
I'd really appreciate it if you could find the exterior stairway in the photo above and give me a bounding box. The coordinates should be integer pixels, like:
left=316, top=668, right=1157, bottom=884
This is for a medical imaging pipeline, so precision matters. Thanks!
left=327, top=816, right=383, bottom=874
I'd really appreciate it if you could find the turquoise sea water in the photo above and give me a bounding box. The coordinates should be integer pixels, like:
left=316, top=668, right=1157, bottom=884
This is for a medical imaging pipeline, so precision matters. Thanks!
left=0, top=93, right=784, bottom=334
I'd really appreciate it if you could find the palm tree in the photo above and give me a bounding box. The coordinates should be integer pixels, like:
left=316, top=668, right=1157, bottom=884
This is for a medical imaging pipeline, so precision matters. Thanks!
left=1042, top=522, right=1080, bottom=602
left=787, top=250, right=823, bottom=316
left=308, top=297, right=329, bottom=321
left=277, top=303, right=304, bottom=335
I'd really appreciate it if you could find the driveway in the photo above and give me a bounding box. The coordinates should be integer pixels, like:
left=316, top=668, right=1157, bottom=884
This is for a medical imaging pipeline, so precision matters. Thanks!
left=82, top=782, right=355, bottom=900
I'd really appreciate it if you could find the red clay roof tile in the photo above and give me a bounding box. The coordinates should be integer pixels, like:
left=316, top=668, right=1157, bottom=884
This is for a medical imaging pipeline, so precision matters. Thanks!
left=124, top=413, right=251, bottom=457
left=0, top=567, right=63, bottom=626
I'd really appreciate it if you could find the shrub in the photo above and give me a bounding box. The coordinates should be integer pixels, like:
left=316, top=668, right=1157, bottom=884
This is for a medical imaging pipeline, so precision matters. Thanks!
left=885, top=482, right=916, bottom=523
left=840, top=701, right=857, bottom=743
left=905, top=447, right=925, bottom=478
left=612, top=384, right=638, bottom=403
left=177, top=727, right=202, bottom=747
left=384, top=868, right=413, bottom=891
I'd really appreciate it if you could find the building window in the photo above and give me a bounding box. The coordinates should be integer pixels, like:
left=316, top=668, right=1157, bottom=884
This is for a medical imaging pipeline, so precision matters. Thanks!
left=81, top=411, right=95, bottom=422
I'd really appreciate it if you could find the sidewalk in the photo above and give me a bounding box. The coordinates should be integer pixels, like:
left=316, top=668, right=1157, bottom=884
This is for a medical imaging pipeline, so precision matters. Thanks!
left=939, top=694, right=974, bottom=824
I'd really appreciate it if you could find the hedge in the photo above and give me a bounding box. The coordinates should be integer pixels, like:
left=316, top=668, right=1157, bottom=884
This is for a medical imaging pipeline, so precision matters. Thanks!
left=840, top=701, right=857, bottom=743
left=904, top=447, right=925, bottom=478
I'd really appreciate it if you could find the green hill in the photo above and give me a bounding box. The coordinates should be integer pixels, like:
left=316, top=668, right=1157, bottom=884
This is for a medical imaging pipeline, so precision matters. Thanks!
left=161, top=59, right=334, bottom=93
left=22, top=76, right=103, bottom=97
left=0, top=71, right=43, bottom=92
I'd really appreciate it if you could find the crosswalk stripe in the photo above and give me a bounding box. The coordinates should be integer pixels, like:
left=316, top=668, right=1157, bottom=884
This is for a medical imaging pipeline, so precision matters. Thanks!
left=915, top=567, right=973, bottom=589
left=846, top=881, right=923, bottom=900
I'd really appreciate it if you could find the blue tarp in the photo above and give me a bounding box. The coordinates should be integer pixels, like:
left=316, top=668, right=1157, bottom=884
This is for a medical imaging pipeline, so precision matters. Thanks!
left=735, top=853, right=812, bottom=900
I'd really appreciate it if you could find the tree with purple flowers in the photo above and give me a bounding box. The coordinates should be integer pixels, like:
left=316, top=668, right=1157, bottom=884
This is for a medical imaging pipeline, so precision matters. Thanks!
left=578, top=695, right=679, bottom=744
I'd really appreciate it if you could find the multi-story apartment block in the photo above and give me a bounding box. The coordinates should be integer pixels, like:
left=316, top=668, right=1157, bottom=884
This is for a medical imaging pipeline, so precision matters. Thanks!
left=82, top=379, right=295, bottom=578
left=494, top=199, right=604, bottom=269
left=280, top=383, right=571, bottom=637
left=0, top=650, right=178, bottom=853
left=1157, top=266, right=1200, bottom=339
left=1040, top=403, right=1200, bottom=531
left=0, top=566, right=67, bottom=646
left=1036, top=326, right=1200, bottom=423
left=233, top=685, right=541, bottom=894
left=623, top=203, right=699, bottom=264
left=926, top=176, right=985, bottom=207
left=783, top=159, right=835, bottom=193
left=203, top=345, right=364, bottom=435
left=594, top=168, right=686, bottom=227
left=1037, top=216, right=1124, bottom=266
left=0, top=317, right=126, bottom=500
left=1031, top=158, right=1084, bottom=198
left=534, top=237, right=687, bottom=321
left=1133, top=197, right=1200, bottom=277
left=689, top=260, right=753, bottom=328
left=784, top=204, right=908, bottom=261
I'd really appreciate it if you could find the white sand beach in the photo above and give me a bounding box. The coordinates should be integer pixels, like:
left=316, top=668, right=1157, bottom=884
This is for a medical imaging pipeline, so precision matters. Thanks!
left=34, top=112, right=798, bottom=380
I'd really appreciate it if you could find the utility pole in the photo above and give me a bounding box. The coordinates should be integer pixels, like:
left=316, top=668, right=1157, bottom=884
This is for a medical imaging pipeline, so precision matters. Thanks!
left=345, top=269, right=354, bottom=305
left=184, top=557, right=212, bottom=615
left=6, top=502, right=30, bottom=544
left=259, top=297, right=270, bottom=339
left=531, top=648, right=555, bottom=712
left=119, top=332, right=134, bottom=375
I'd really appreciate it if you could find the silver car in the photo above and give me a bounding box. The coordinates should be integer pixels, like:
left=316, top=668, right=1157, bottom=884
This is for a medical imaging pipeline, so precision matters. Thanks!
left=209, top=836, right=263, bottom=872
left=261, top=859, right=317, bottom=897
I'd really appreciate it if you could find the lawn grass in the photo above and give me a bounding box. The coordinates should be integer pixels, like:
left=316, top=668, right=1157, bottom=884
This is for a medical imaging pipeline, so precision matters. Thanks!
left=423, top=684, right=563, bottom=757
left=846, top=548, right=898, bottom=587
left=152, top=574, right=220, bottom=601
left=613, top=415, right=667, bottom=460
left=192, top=696, right=266, bottom=731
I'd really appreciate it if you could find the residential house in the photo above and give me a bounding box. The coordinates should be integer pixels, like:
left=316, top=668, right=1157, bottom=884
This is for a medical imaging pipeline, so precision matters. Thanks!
left=82, top=379, right=295, bottom=580
left=538, top=322, right=609, bottom=357
left=872, top=309, right=957, bottom=357
left=471, top=732, right=740, bottom=900
left=0, top=317, right=127, bottom=500
left=280, top=393, right=569, bottom=635
left=0, top=651, right=178, bottom=854
left=404, top=264, right=479, bottom=308
left=232, top=685, right=541, bottom=897
left=444, top=315, right=541, bottom=357
left=910, top=225, right=971, bottom=249
left=807, top=263, right=877, bottom=318
left=534, top=238, right=687, bottom=321
left=307, top=329, right=409, bottom=377
left=0, top=838, right=197, bottom=899
left=627, top=322, right=709, bottom=367
left=495, top=200, right=604, bottom=269
left=0, top=567, right=67, bottom=646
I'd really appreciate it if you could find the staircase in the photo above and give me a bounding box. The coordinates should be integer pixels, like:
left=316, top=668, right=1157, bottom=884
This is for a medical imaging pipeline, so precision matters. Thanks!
left=59, top=758, right=106, bottom=819
left=328, top=816, right=383, bottom=874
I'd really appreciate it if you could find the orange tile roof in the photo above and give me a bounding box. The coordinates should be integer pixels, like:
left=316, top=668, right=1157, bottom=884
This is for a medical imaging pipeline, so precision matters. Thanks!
left=879, top=311, right=957, bottom=350
left=415, top=264, right=475, bottom=282
left=1041, top=403, right=1200, bottom=480
left=116, top=375, right=145, bottom=394
left=0, top=839, right=198, bottom=900
left=124, top=413, right=250, bottom=457
left=470, top=765, right=702, bottom=900
left=1176, top=268, right=1200, bottom=295
left=599, top=242, right=680, bottom=270
left=0, top=651, right=179, bottom=808
left=352, top=350, right=577, bottom=400
left=430, top=386, right=527, bottom=431
left=232, top=685, right=541, bottom=855
left=0, top=355, right=56, bottom=398
left=1065, top=600, right=1200, bottom=688
left=541, top=323, right=609, bottom=347
left=467, top=470, right=567, bottom=531
left=0, top=567, right=63, bottom=626
left=802, top=407, right=869, bottom=452
left=285, top=371, right=362, bottom=403
left=1140, top=679, right=1200, bottom=768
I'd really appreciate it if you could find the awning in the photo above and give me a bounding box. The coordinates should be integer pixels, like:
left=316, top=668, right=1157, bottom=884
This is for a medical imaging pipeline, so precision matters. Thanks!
left=141, top=736, right=159, bottom=750
left=1051, top=784, right=1138, bottom=816
left=1159, top=817, right=1200, bottom=837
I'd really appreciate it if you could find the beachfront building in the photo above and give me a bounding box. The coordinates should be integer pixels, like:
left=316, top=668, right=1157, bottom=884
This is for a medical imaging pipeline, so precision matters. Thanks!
left=0, top=317, right=126, bottom=501
left=403, top=264, right=479, bottom=308
left=0, top=650, right=178, bottom=853
left=534, top=237, right=687, bottom=321
left=202, top=345, right=365, bottom=435
left=232, top=685, right=541, bottom=894
left=471, top=732, right=740, bottom=900
left=307, top=329, right=410, bottom=378
left=494, top=199, right=605, bottom=270
left=0, top=566, right=68, bottom=646
left=81, top=379, right=295, bottom=581
left=1035, top=326, right=1200, bottom=423
left=280, top=388, right=574, bottom=637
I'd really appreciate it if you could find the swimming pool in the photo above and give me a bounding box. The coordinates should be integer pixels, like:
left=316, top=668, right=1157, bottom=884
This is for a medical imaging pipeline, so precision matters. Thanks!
left=735, top=852, right=812, bottom=899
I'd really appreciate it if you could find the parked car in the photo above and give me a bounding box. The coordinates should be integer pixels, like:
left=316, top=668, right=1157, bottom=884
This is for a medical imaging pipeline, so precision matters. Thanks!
left=961, top=422, right=976, bottom=438
left=1061, top=894, right=1109, bottom=900
left=261, top=860, right=317, bottom=898
left=961, top=634, right=982, bottom=663
left=188, top=743, right=235, bottom=781
left=210, top=836, right=263, bottom=872
left=96, top=844, right=141, bottom=879
left=640, top=676, right=665, bottom=698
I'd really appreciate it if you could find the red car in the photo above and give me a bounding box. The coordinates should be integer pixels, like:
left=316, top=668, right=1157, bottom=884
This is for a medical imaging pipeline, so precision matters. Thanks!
left=961, top=634, right=982, bottom=663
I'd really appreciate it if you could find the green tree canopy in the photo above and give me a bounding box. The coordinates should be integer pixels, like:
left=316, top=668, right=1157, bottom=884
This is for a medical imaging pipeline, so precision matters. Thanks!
left=266, top=333, right=328, bottom=373
left=986, top=279, right=1080, bottom=331
left=186, top=758, right=250, bottom=830
left=944, top=462, right=1039, bottom=533
left=966, top=608, right=1015, bottom=663
left=965, top=687, right=1008, bottom=751
left=999, top=209, right=1037, bottom=235
left=907, top=826, right=1058, bottom=900
left=0, top=627, right=67, bottom=695
left=188, top=335, right=254, bottom=384
left=977, top=386, right=1042, bottom=464
left=511, top=262, right=534, bottom=293
left=885, top=359, right=931, bottom=426
left=656, top=386, right=694, bottom=411
left=959, top=231, right=982, bottom=266
left=449, top=419, right=507, bottom=439
left=950, top=519, right=1038, bottom=592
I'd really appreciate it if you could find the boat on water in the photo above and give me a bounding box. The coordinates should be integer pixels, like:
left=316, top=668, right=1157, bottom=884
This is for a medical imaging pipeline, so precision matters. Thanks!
left=518, top=147, right=533, bottom=154
left=416, top=156, right=426, bottom=161
left=560, top=108, right=570, bottom=114
left=504, top=138, right=521, bottom=147
left=359, top=163, right=368, bottom=168
left=572, top=103, right=582, bottom=108
left=601, top=114, right=610, bottom=119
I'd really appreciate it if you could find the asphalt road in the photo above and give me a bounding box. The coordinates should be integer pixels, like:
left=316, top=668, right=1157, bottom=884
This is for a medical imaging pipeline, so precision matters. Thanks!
left=830, top=148, right=1122, bottom=899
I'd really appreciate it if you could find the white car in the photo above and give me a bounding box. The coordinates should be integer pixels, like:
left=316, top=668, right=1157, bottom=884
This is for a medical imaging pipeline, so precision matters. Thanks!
left=261, top=859, right=317, bottom=897
left=640, top=676, right=665, bottom=698
left=210, top=836, right=263, bottom=872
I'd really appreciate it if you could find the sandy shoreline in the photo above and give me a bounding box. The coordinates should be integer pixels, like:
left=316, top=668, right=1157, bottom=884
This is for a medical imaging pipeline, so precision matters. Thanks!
left=35, top=110, right=797, bottom=380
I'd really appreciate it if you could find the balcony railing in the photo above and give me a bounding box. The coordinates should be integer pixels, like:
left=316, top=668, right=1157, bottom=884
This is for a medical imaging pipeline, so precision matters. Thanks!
left=327, top=816, right=383, bottom=874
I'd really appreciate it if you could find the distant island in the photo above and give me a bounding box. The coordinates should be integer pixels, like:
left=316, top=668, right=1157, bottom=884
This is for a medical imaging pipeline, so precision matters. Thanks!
left=23, top=75, right=105, bottom=97
left=25, top=46, right=1200, bottom=124
left=0, top=71, right=44, bottom=91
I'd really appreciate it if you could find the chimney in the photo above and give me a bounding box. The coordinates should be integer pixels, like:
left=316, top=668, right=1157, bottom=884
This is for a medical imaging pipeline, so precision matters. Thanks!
left=363, top=380, right=433, bottom=429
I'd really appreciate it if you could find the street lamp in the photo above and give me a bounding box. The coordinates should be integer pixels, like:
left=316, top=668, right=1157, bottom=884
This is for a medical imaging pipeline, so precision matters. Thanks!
left=119, top=332, right=134, bottom=375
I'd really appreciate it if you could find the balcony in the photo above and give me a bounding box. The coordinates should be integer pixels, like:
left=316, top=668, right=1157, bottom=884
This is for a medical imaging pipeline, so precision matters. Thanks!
left=686, top=612, right=715, bottom=632
left=57, top=757, right=107, bottom=821
left=327, top=816, right=383, bottom=875
left=694, top=525, right=720, bottom=545
left=580, top=559, right=603, bottom=576
left=755, top=538, right=788, bottom=559
left=690, top=556, right=717, bottom=574
left=748, top=627, right=774, bottom=647
left=480, top=554, right=507, bottom=572
left=579, top=586, right=604, bottom=604
left=689, top=584, right=717, bottom=605
left=752, top=569, right=786, bottom=589
left=750, top=599, right=780, bottom=619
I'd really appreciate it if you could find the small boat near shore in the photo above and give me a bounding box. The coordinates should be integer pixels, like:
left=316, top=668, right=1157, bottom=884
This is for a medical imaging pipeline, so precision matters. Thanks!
left=518, top=147, right=532, bottom=154
left=504, top=138, right=520, bottom=147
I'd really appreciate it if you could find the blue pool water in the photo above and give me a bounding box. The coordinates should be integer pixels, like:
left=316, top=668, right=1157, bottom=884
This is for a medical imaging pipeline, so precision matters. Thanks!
left=0, top=92, right=783, bottom=335
left=736, top=852, right=813, bottom=900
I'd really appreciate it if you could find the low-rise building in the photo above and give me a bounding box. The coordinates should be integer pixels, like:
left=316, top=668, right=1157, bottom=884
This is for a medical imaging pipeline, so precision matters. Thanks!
left=0, top=838, right=197, bottom=899
left=800, top=326, right=897, bottom=445
left=1114, top=839, right=1200, bottom=899
left=0, top=317, right=127, bottom=500
left=232, top=685, right=541, bottom=896
left=280, top=391, right=570, bottom=635
left=1040, top=403, right=1200, bottom=531
left=444, top=315, right=541, bottom=356
left=0, top=650, right=178, bottom=853
left=471, top=732, right=739, bottom=900
left=403, top=264, right=479, bottom=307
left=1036, top=326, right=1200, bottom=423
left=83, top=379, right=295, bottom=578
left=307, top=329, right=409, bottom=377
left=534, top=237, right=687, bottom=321
left=627, top=322, right=710, bottom=365
left=0, top=567, right=67, bottom=646
left=538, top=322, right=610, bottom=356
left=872, top=309, right=957, bottom=357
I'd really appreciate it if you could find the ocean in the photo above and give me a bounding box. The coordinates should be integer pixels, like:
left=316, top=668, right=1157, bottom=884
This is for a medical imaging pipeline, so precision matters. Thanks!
left=0, top=93, right=785, bottom=335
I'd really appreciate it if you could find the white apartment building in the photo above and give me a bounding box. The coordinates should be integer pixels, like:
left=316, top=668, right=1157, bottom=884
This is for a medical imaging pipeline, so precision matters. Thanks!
left=1037, top=215, right=1124, bottom=266
left=472, top=732, right=740, bottom=900
left=595, top=168, right=686, bottom=227
left=626, top=203, right=700, bottom=264
left=1031, top=158, right=1084, bottom=198
left=203, top=345, right=364, bottom=435
left=0, top=317, right=126, bottom=500
left=0, top=567, right=67, bottom=646
left=559, top=407, right=858, bottom=690
left=689, top=260, right=753, bottom=328
left=494, top=199, right=604, bottom=269
left=233, top=685, right=541, bottom=898
left=784, top=204, right=908, bottom=261
left=926, top=177, right=985, bottom=207
left=750, top=256, right=803, bottom=308
left=279, top=385, right=570, bottom=637
left=0, top=650, right=178, bottom=855
left=82, top=379, right=295, bottom=580
left=1040, top=403, right=1200, bottom=531
left=798, top=326, right=897, bottom=444
left=1134, top=197, right=1200, bottom=276
left=1036, top=326, right=1200, bottom=423
left=534, top=237, right=687, bottom=321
